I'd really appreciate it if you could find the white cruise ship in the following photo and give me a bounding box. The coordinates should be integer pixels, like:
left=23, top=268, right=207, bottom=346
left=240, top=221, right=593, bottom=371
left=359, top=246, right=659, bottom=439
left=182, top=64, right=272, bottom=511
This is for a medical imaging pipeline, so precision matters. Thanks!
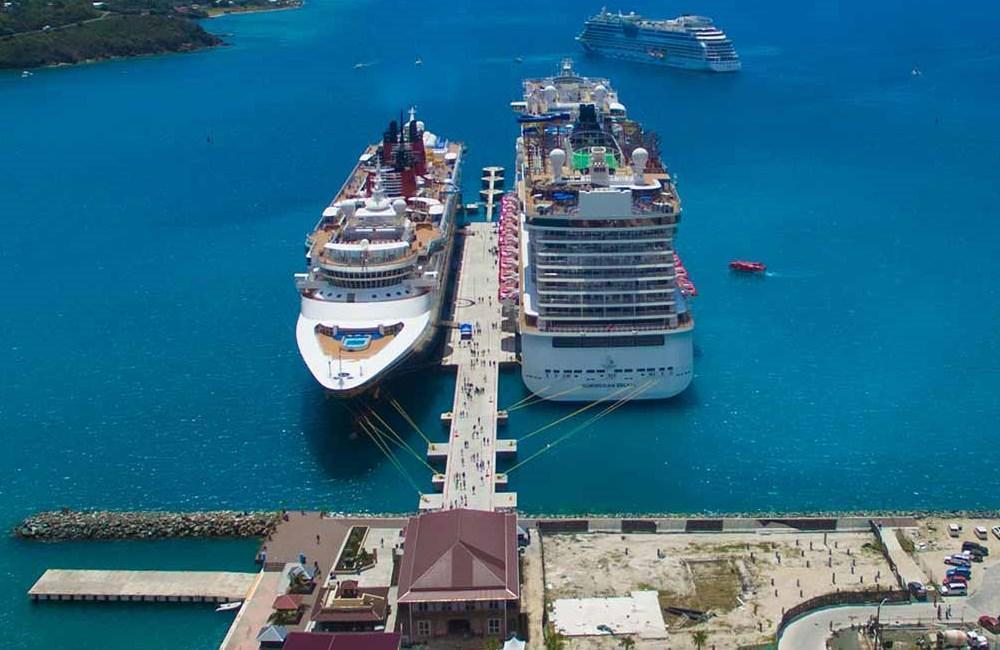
left=294, top=110, right=463, bottom=396
left=512, top=60, right=694, bottom=402
left=577, top=9, right=740, bottom=72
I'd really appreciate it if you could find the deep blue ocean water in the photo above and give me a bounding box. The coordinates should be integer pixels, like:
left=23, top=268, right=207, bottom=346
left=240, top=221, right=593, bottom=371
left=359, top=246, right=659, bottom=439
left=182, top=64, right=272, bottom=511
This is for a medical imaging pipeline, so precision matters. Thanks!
left=2, top=0, right=1000, bottom=646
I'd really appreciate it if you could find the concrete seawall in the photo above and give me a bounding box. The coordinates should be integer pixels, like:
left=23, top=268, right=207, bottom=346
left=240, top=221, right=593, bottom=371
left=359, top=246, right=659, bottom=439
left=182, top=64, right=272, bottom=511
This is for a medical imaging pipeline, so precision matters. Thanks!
left=14, top=510, right=279, bottom=541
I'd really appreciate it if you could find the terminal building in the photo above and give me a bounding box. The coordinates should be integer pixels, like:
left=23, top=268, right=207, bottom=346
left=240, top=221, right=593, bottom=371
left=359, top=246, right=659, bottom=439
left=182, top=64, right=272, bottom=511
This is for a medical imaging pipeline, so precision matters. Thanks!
left=396, top=509, right=521, bottom=641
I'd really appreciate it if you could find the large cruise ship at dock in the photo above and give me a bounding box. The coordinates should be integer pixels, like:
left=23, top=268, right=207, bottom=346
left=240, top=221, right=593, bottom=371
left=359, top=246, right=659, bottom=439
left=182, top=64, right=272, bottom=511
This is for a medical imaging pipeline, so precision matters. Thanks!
left=577, top=9, right=740, bottom=72
left=511, top=60, right=694, bottom=401
left=294, top=110, right=463, bottom=396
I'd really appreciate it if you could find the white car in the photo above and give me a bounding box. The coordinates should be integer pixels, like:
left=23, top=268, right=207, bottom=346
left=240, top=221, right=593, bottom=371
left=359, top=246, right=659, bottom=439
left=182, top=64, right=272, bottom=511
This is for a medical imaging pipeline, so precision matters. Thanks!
left=991, top=525, right=1000, bottom=541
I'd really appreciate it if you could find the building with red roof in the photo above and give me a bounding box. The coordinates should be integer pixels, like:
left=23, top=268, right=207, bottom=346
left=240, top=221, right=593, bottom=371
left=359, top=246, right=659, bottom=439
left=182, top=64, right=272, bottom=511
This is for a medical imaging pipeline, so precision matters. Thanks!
left=395, top=508, right=520, bottom=641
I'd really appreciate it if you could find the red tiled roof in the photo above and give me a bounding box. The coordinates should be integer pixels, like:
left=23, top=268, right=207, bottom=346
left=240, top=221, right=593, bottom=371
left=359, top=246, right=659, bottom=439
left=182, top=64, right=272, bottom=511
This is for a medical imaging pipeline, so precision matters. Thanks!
left=396, top=509, right=519, bottom=604
left=310, top=586, right=389, bottom=623
left=272, top=594, right=304, bottom=611
left=282, top=632, right=401, bottom=650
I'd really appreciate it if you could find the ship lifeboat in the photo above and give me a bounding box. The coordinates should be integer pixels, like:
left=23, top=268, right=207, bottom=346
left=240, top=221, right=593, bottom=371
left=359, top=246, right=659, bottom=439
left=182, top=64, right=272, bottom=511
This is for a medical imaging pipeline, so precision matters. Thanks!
left=729, top=260, right=767, bottom=273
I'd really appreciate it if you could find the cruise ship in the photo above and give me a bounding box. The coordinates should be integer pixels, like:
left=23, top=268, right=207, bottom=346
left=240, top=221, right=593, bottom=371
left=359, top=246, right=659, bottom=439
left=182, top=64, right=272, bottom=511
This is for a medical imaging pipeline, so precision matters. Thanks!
left=294, top=110, right=463, bottom=396
left=511, top=60, right=694, bottom=401
left=577, top=9, right=740, bottom=72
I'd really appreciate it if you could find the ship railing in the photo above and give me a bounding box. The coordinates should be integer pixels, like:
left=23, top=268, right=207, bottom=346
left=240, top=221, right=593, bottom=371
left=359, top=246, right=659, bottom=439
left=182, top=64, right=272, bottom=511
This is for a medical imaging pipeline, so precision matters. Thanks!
left=539, top=322, right=676, bottom=333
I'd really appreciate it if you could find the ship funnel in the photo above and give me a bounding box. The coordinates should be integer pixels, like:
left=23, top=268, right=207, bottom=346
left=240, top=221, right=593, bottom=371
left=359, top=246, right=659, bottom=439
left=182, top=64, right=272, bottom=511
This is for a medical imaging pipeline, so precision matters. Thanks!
left=631, top=147, right=649, bottom=183
left=549, top=148, right=566, bottom=183
left=340, top=201, right=356, bottom=219
left=392, top=198, right=407, bottom=216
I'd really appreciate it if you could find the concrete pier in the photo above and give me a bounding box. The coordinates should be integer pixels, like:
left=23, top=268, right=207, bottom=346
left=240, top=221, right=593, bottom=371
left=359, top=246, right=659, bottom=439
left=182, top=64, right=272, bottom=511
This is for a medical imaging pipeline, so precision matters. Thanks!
left=480, top=166, right=504, bottom=222
left=423, top=219, right=517, bottom=512
left=28, top=569, right=257, bottom=603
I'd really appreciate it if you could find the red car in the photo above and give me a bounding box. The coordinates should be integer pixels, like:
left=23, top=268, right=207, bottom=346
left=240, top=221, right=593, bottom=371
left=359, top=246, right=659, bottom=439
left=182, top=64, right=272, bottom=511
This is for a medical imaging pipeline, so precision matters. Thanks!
left=979, top=615, right=1000, bottom=634
left=946, top=575, right=968, bottom=586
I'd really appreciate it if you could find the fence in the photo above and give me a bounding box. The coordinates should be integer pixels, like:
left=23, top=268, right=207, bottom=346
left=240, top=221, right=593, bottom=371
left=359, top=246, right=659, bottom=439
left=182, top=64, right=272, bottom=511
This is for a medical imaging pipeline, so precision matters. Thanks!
left=775, top=589, right=909, bottom=642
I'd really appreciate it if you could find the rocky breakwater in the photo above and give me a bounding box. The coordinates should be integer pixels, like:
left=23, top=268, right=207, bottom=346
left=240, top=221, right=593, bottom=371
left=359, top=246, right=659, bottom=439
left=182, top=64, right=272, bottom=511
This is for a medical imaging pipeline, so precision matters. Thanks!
left=13, top=510, right=280, bottom=541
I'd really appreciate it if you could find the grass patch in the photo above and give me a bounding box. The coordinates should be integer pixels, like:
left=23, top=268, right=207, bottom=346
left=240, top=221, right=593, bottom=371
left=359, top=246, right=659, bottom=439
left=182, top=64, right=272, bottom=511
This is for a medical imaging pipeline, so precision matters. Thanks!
left=895, top=528, right=916, bottom=554
left=657, top=558, right=742, bottom=624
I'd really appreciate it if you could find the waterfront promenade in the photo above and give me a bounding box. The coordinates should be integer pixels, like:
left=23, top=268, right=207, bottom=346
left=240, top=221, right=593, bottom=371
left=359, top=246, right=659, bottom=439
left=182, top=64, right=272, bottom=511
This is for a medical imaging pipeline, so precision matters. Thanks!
left=420, top=220, right=517, bottom=512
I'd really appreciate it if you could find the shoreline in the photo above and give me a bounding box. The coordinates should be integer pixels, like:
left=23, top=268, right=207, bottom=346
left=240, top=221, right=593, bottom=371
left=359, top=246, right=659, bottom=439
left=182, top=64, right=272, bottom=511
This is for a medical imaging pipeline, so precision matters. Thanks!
left=13, top=507, right=1000, bottom=541
left=206, top=2, right=303, bottom=19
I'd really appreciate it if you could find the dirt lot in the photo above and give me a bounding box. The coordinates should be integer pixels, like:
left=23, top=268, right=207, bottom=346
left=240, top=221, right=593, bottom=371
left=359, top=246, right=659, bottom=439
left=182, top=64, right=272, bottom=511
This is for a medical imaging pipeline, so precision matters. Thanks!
left=542, top=530, right=893, bottom=649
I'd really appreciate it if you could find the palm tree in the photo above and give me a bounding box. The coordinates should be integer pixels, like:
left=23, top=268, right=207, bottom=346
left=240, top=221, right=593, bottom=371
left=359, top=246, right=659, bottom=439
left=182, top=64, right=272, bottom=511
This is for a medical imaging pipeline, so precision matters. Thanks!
left=692, top=630, right=709, bottom=650
left=618, top=637, right=636, bottom=650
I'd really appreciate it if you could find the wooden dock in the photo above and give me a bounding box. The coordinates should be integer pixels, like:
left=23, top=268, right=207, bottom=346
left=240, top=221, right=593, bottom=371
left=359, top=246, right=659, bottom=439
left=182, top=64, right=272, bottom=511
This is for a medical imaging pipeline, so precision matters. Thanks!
left=28, top=569, right=257, bottom=603
left=422, top=219, right=517, bottom=512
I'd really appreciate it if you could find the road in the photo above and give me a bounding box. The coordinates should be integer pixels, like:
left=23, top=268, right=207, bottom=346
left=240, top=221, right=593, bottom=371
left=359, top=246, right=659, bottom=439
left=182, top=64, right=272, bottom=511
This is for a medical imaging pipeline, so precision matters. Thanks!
left=778, top=589, right=998, bottom=650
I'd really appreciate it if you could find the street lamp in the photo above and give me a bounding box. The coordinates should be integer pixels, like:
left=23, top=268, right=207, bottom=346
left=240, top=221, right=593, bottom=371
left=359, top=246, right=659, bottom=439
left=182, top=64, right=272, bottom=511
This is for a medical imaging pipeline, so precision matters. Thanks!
left=873, top=598, right=888, bottom=649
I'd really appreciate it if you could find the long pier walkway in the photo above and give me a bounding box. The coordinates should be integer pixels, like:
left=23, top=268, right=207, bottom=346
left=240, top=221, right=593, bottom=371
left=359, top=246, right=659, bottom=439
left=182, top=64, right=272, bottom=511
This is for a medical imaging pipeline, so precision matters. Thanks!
left=29, top=569, right=257, bottom=603
left=420, top=219, right=517, bottom=512
left=480, top=166, right=504, bottom=222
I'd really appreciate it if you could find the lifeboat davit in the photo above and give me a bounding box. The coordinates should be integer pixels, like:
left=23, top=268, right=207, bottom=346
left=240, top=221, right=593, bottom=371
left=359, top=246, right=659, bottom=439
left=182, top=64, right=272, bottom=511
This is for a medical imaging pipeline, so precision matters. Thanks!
left=729, top=260, right=766, bottom=273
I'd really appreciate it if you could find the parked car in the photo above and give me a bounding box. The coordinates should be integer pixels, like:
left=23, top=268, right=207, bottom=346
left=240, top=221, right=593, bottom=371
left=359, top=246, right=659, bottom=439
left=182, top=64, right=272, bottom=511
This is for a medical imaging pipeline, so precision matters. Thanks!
left=942, top=582, right=968, bottom=596
left=944, top=575, right=968, bottom=586
left=907, top=581, right=927, bottom=600
left=975, top=526, right=989, bottom=540
left=945, top=556, right=972, bottom=567
left=963, top=541, right=989, bottom=556
left=979, top=615, right=1000, bottom=634
left=991, top=525, right=1000, bottom=541
left=949, top=523, right=963, bottom=537
left=946, top=566, right=972, bottom=579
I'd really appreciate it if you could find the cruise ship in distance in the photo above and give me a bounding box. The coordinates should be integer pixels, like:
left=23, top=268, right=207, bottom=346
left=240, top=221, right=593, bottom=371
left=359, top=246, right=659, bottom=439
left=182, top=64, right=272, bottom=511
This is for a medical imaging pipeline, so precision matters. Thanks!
left=293, top=109, right=463, bottom=396
left=512, top=60, right=694, bottom=402
left=577, top=9, right=741, bottom=72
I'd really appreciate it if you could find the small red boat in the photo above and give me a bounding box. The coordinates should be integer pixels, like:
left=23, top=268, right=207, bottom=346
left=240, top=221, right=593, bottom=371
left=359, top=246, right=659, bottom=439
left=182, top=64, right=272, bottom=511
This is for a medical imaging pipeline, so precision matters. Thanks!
left=729, top=260, right=767, bottom=273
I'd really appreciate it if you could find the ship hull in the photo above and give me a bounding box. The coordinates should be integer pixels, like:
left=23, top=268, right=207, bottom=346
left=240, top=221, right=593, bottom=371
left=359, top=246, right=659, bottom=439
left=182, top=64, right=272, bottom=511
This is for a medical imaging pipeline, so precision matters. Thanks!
left=579, top=42, right=741, bottom=72
left=519, top=329, right=694, bottom=401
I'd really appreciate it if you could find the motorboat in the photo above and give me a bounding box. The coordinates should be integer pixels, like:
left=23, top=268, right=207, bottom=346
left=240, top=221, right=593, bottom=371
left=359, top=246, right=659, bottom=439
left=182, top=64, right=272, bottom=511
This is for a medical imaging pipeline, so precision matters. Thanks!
left=729, top=260, right=766, bottom=273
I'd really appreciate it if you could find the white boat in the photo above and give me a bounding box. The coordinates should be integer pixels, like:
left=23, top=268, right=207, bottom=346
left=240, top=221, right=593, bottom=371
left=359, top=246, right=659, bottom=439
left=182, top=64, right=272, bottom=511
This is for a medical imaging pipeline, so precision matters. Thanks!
left=215, top=601, right=243, bottom=612
left=294, top=109, right=463, bottom=397
left=513, top=60, right=694, bottom=401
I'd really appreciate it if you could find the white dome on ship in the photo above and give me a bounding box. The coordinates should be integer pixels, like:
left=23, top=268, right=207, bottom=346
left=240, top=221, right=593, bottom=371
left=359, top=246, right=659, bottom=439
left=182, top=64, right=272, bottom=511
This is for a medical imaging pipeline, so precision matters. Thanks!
left=543, top=85, right=557, bottom=103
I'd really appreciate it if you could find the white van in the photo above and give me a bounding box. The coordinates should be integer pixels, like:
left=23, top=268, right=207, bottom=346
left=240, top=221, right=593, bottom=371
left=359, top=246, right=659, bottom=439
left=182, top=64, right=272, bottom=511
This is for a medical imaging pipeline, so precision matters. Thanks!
left=975, top=526, right=988, bottom=540
left=949, top=523, right=962, bottom=538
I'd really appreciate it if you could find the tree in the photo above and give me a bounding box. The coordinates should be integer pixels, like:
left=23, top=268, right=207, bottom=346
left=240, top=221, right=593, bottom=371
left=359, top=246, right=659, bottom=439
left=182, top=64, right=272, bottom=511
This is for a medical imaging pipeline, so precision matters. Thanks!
left=544, top=626, right=566, bottom=650
left=482, top=639, right=502, bottom=650
left=618, top=637, right=636, bottom=650
left=692, top=630, right=709, bottom=650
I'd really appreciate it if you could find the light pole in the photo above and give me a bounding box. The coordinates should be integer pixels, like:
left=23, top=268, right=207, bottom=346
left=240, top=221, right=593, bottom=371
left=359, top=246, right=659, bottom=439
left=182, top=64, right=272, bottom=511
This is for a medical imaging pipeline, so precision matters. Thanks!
left=874, top=598, right=888, bottom=649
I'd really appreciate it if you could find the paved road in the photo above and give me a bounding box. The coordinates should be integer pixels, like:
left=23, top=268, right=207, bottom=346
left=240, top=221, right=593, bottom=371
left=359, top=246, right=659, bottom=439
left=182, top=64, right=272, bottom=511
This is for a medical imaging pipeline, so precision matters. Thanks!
left=778, top=601, right=976, bottom=649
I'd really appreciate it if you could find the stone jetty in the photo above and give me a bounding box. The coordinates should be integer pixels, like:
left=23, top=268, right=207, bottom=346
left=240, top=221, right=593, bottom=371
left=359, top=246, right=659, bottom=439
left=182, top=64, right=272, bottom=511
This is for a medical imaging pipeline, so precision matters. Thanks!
left=13, top=510, right=279, bottom=541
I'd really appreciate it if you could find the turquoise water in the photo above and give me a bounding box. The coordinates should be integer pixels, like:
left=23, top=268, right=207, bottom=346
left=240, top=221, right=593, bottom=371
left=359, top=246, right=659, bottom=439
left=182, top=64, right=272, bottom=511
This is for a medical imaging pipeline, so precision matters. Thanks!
left=2, top=0, right=1000, bottom=646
